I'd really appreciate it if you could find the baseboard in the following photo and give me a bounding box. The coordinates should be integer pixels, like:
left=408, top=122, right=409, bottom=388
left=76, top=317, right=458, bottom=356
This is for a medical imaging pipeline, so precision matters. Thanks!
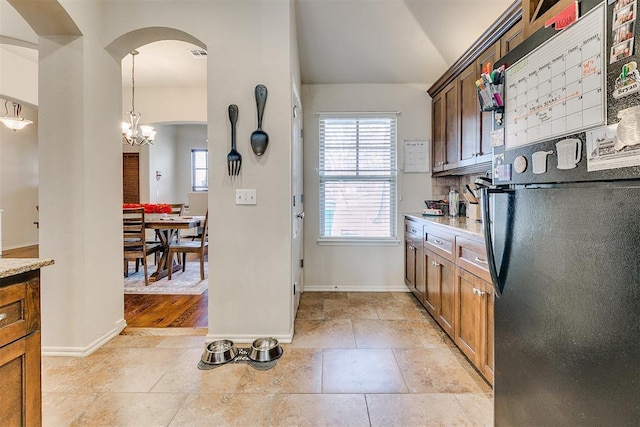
left=206, top=331, right=293, bottom=344
left=122, top=327, right=207, bottom=336
left=303, top=284, right=410, bottom=293
left=42, top=318, right=127, bottom=357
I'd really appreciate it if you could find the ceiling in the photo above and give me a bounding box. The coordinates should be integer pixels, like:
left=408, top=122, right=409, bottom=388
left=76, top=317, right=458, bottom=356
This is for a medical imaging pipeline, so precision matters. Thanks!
left=1, top=0, right=514, bottom=88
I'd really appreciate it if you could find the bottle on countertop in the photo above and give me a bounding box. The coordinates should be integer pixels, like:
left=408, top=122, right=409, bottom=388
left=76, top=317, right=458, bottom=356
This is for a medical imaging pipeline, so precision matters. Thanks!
left=448, top=188, right=459, bottom=217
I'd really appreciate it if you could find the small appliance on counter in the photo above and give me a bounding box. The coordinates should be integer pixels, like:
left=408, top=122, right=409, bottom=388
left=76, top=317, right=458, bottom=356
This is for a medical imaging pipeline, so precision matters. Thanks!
left=448, top=189, right=459, bottom=217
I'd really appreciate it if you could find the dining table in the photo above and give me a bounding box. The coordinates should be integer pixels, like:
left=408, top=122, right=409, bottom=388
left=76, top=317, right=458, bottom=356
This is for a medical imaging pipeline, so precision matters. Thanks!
left=144, top=215, right=204, bottom=282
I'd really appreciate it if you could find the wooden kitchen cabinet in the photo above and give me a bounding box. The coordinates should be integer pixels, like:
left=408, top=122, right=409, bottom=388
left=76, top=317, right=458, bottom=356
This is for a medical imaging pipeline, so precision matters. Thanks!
left=428, top=1, right=521, bottom=176
left=443, top=81, right=459, bottom=171
left=404, top=215, right=494, bottom=385
left=476, top=41, right=501, bottom=164
left=454, top=267, right=494, bottom=385
left=457, top=62, right=481, bottom=169
left=432, top=93, right=446, bottom=172
left=423, top=249, right=456, bottom=338
left=423, top=225, right=457, bottom=338
left=501, top=18, right=525, bottom=55
left=523, top=0, right=576, bottom=37
left=0, top=270, right=42, bottom=426
left=404, top=219, right=425, bottom=302
left=437, top=255, right=456, bottom=338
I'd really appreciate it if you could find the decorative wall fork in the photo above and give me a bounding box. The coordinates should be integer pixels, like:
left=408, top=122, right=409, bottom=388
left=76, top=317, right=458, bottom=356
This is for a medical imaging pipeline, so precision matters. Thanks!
left=227, top=104, right=242, bottom=176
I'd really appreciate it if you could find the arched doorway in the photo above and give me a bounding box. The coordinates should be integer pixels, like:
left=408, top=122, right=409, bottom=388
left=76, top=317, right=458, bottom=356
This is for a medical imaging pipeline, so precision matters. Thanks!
left=110, top=34, right=209, bottom=329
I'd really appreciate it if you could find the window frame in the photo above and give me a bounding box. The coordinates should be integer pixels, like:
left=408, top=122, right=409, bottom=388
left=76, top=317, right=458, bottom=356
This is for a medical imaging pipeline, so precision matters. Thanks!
left=318, top=113, right=399, bottom=245
left=191, top=148, right=208, bottom=192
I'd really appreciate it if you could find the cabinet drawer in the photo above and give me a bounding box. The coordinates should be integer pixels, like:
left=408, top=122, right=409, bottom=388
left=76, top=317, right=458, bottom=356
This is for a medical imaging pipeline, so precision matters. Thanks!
left=424, top=227, right=455, bottom=261
left=456, top=236, right=491, bottom=282
left=0, top=280, right=39, bottom=348
left=404, top=219, right=423, bottom=239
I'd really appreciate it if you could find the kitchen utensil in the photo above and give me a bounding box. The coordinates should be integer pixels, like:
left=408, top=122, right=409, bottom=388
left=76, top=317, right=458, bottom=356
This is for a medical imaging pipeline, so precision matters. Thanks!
left=448, top=189, right=460, bottom=217
left=532, top=150, right=553, bottom=174
left=463, top=192, right=478, bottom=204
left=556, top=138, right=581, bottom=169
left=474, top=176, right=492, bottom=188
left=201, top=340, right=238, bottom=365
left=250, top=84, right=269, bottom=156
left=248, top=337, right=283, bottom=362
left=227, top=104, right=242, bottom=176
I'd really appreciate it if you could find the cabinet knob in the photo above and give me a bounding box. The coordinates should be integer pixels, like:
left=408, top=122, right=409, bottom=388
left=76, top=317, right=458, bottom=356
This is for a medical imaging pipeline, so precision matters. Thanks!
left=433, top=239, right=443, bottom=245
left=473, top=287, right=486, bottom=296
left=431, top=261, right=441, bottom=266
left=0, top=313, right=6, bottom=322
left=474, top=256, right=488, bottom=264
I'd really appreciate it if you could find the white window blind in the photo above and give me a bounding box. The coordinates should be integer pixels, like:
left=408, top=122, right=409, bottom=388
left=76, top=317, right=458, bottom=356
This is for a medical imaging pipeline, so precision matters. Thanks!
left=319, top=113, right=397, bottom=240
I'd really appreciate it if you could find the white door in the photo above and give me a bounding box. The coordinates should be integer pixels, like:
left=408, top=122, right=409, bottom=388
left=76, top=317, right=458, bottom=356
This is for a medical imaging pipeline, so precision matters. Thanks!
left=291, top=86, right=304, bottom=319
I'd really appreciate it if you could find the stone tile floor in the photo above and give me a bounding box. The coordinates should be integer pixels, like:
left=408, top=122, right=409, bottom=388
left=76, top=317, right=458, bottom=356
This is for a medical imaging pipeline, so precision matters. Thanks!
left=42, top=291, right=493, bottom=426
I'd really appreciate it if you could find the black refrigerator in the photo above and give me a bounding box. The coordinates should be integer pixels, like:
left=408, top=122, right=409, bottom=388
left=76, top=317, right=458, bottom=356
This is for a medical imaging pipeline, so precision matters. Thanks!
left=483, top=1, right=640, bottom=425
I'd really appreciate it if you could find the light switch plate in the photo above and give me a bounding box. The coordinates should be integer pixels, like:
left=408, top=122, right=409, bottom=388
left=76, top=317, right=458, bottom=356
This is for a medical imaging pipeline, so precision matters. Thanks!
left=235, top=189, right=257, bottom=205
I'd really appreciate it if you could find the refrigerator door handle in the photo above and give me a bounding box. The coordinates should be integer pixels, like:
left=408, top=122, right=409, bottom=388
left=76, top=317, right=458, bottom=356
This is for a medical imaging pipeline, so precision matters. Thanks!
left=481, top=187, right=514, bottom=298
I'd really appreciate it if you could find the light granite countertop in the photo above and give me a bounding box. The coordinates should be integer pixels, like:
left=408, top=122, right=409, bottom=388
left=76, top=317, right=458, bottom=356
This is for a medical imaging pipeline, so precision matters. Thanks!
left=0, top=258, right=54, bottom=279
left=404, top=213, right=484, bottom=239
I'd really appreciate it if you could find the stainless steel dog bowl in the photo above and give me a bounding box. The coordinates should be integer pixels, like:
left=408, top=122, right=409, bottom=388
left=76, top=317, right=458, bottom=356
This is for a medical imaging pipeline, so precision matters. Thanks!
left=201, top=340, right=238, bottom=365
left=248, top=337, right=283, bottom=362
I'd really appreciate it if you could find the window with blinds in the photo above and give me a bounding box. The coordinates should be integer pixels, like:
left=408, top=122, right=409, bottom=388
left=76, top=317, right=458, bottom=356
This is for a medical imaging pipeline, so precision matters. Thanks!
left=319, top=113, right=397, bottom=240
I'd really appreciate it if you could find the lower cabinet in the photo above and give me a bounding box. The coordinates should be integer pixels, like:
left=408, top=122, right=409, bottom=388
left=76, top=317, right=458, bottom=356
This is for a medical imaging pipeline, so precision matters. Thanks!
left=404, top=216, right=494, bottom=385
left=424, top=250, right=456, bottom=337
left=0, top=270, right=43, bottom=426
left=404, top=219, right=425, bottom=302
left=0, top=332, right=41, bottom=427
left=454, top=267, right=494, bottom=384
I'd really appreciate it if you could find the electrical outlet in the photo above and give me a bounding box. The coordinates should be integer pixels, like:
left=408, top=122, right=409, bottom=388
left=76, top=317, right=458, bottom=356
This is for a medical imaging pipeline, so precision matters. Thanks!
left=235, top=189, right=257, bottom=205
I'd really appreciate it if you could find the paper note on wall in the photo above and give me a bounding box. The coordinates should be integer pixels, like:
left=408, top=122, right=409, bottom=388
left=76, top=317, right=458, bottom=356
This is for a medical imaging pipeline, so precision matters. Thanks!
left=403, top=140, right=429, bottom=173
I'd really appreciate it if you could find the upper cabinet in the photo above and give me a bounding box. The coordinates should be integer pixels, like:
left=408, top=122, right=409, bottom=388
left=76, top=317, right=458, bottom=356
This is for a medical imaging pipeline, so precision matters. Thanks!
left=501, top=19, right=525, bottom=55
left=524, top=0, right=578, bottom=36
left=428, top=1, right=522, bottom=175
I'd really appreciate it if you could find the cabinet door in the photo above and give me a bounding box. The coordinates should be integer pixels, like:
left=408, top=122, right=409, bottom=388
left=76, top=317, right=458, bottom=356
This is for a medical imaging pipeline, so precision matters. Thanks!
left=458, top=63, right=480, bottom=168
left=404, top=239, right=417, bottom=291
left=454, top=268, right=483, bottom=365
left=501, top=18, right=524, bottom=55
left=477, top=41, right=501, bottom=163
left=437, top=256, right=456, bottom=338
left=423, top=249, right=439, bottom=317
left=415, top=243, right=425, bottom=302
left=432, top=93, right=445, bottom=172
left=0, top=332, right=41, bottom=427
left=481, top=281, right=495, bottom=384
left=442, top=81, right=459, bottom=170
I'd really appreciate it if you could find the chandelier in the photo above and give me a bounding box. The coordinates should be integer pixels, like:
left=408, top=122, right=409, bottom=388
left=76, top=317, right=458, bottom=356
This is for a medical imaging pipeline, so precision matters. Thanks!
left=122, top=50, right=156, bottom=145
left=0, top=100, right=33, bottom=131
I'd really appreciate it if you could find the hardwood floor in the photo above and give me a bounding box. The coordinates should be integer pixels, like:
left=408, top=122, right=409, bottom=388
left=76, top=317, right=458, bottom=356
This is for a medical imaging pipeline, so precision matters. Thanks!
left=124, top=291, right=208, bottom=327
left=2, top=245, right=207, bottom=328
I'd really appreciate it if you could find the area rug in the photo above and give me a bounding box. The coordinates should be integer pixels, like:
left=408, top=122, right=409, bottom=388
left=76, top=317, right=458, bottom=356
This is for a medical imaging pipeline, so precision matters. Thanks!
left=124, top=262, right=208, bottom=295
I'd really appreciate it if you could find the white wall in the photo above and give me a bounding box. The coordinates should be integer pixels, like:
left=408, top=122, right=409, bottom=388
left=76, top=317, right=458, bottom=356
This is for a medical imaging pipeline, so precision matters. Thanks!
left=302, top=83, right=432, bottom=291
left=0, top=45, right=38, bottom=106
left=0, top=100, right=39, bottom=250
left=25, top=0, right=297, bottom=351
left=175, top=124, right=207, bottom=203
left=148, top=124, right=178, bottom=204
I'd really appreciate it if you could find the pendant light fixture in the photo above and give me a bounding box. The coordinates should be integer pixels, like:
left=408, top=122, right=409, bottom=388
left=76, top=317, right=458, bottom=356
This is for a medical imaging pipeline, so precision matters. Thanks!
left=0, top=100, right=33, bottom=131
left=122, top=50, right=156, bottom=145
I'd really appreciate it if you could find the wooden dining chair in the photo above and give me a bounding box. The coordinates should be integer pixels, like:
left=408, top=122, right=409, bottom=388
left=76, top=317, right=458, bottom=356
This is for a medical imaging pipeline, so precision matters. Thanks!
left=167, top=211, right=208, bottom=280
left=123, top=207, right=162, bottom=285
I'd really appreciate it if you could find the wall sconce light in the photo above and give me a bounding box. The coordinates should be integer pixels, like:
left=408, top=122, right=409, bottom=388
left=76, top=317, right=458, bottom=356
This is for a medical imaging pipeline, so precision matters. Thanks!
left=156, top=170, right=162, bottom=181
left=0, top=100, right=33, bottom=131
